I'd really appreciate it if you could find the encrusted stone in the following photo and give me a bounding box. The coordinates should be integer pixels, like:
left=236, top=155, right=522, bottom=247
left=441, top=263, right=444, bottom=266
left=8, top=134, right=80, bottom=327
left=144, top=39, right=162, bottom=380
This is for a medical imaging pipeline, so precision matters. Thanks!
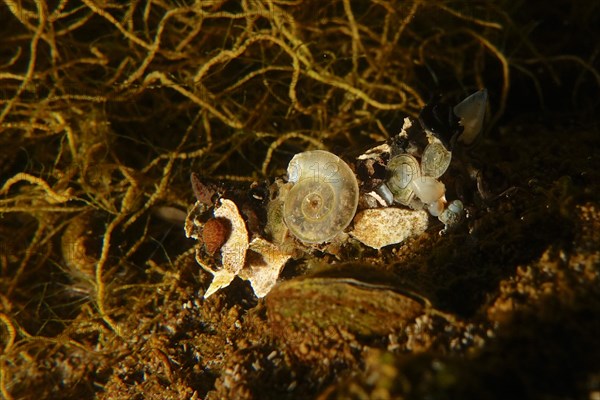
left=350, top=208, right=428, bottom=249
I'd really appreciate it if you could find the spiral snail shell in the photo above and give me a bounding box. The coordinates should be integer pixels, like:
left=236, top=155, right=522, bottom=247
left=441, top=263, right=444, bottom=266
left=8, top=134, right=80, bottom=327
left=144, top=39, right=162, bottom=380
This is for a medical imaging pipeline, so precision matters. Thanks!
left=283, top=150, right=359, bottom=244
left=439, top=199, right=464, bottom=227
left=386, top=154, right=420, bottom=206
left=421, top=141, right=452, bottom=178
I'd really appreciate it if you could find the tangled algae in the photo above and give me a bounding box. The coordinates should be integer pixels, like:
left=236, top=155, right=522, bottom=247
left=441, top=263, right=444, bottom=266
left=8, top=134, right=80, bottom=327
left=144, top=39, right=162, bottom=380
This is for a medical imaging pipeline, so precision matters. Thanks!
left=1, top=1, right=599, bottom=399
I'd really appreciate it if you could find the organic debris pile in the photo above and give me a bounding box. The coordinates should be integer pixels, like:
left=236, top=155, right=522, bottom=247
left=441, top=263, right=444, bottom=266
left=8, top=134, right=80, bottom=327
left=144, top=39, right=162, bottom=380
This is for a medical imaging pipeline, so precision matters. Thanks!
left=0, top=1, right=599, bottom=399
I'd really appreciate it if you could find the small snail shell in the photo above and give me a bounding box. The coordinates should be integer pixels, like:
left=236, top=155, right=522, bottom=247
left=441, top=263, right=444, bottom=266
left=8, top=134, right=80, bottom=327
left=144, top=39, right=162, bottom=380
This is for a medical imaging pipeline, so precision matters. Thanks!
left=410, top=176, right=445, bottom=204
left=454, top=89, right=487, bottom=146
left=421, top=141, right=452, bottom=178
left=202, top=217, right=230, bottom=255
left=439, top=199, right=464, bottom=226
left=283, top=150, right=359, bottom=244
left=386, top=154, right=420, bottom=205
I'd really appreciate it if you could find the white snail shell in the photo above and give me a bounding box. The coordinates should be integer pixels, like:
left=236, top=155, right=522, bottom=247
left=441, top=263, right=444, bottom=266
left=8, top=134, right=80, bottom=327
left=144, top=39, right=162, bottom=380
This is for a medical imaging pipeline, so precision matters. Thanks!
left=410, top=176, right=445, bottom=204
left=421, top=141, right=452, bottom=178
left=454, top=89, right=487, bottom=145
left=386, top=154, right=420, bottom=205
left=283, top=150, right=359, bottom=244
